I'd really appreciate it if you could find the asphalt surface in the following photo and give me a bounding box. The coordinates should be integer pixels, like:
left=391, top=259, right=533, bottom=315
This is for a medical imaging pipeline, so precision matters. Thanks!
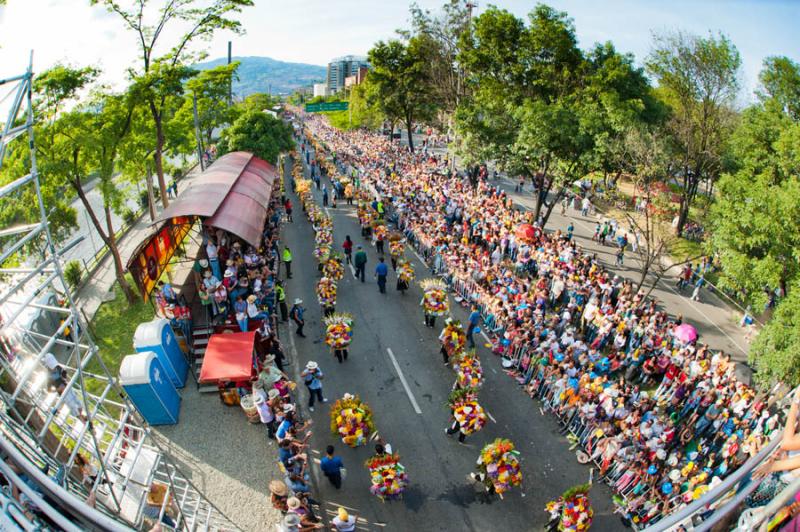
left=277, top=148, right=622, bottom=532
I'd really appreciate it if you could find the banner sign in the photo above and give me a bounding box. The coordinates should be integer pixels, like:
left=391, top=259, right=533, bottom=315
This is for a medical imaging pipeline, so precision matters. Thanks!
left=129, top=216, right=194, bottom=301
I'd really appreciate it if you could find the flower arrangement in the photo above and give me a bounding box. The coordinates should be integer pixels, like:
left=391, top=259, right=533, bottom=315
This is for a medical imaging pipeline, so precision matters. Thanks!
left=478, top=439, right=522, bottom=495
left=324, top=313, right=353, bottom=348
left=330, top=393, right=375, bottom=447
left=420, top=278, right=449, bottom=316
left=295, top=178, right=312, bottom=196
left=323, top=254, right=345, bottom=281
left=448, top=388, right=486, bottom=435
left=545, top=484, right=593, bottom=531
left=398, top=260, right=415, bottom=283
left=389, top=240, right=404, bottom=257
left=441, top=320, right=466, bottom=356
left=456, top=352, right=484, bottom=388
left=365, top=452, right=408, bottom=500
left=358, top=205, right=375, bottom=227
left=373, top=224, right=388, bottom=241
left=316, top=277, right=337, bottom=307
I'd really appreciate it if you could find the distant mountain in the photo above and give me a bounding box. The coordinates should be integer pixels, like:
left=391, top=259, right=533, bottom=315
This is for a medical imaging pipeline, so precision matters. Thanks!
left=193, top=56, right=326, bottom=96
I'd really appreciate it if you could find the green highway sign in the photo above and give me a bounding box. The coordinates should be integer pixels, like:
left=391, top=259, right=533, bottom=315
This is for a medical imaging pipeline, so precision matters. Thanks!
left=305, top=101, right=349, bottom=112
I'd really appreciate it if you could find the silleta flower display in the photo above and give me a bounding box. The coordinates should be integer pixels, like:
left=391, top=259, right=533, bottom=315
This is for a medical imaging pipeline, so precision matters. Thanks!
left=545, top=484, right=593, bottom=531
left=324, top=313, right=353, bottom=348
left=478, top=438, right=522, bottom=495
left=448, top=388, right=487, bottom=435
left=316, top=277, right=337, bottom=307
left=330, top=394, right=375, bottom=447
left=420, top=278, right=449, bottom=316
left=365, top=452, right=408, bottom=500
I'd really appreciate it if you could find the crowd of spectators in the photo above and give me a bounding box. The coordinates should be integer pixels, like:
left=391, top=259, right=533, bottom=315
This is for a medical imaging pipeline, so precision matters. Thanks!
left=299, top=112, right=792, bottom=527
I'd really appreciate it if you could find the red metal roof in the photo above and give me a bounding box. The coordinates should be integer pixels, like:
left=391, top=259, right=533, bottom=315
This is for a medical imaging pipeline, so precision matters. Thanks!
left=198, top=331, right=256, bottom=383
left=154, top=152, right=277, bottom=247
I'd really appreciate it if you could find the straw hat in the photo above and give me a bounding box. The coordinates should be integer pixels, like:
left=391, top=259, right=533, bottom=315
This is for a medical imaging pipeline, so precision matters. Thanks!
left=306, top=361, right=318, bottom=370
left=267, top=388, right=280, bottom=400
left=226, top=259, right=234, bottom=266
left=337, top=507, right=349, bottom=521
left=268, top=480, right=288, bottom=496
left=254, top=394, right=265, bottom=405
left=669, top=469, right=681, bottom=482
left=343, top=393, right=354, bottom=400
left=283, top=403, right=295, bottom=413
left=198, top=259, right=209, bottom=267
left=224, top=270, right=234, bottom=278
left=576, top=451, right=590, bottom=464
left=247, top=294, right=257, bottom=303
left=294, top=298, right=303, bottom=305
left=287, top=497, right=301, bottom=510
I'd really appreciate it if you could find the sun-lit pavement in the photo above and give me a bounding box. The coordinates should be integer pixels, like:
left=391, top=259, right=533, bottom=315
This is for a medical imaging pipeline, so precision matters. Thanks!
left=277, top=144, right=622, bottom=531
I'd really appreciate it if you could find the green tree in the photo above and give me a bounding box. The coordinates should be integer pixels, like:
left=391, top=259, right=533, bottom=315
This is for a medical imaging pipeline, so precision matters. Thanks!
left=92, top=0, right=254, bottom=207
left=457, top=5, right=656, bottom=227
left=646, top=31, right=741, bottom=236
left=367, top=36, right=438, bottom=151
left=710, top=57, right=800, bottom=309
left=749, top=284, right=800, bottom=387
left=218, top=111, right=293, bottom=164
left=176, top=62, right=240, bottom=147
left=758, top=56, right=800, bottom=120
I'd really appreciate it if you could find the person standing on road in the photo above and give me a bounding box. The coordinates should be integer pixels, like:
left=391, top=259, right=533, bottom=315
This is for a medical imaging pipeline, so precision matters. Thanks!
left=691, top=275, right=705, bottom=302
left=290, top=298, right=306, bottom=337
left=276, top=281, right=288, bottom=322
left=322, top=184, right=329, bottom=207
left=342, top=236, right=353, bottom=264
left=375, top=257, right=388, bottom=293
left=300, top=361, right=327, bottom=411
left=283, top=246, right=293, bottom=279
left=354, top=246, right=367, bottom=283
left=466, top=305, right=481, bottom=349
left=320, top=445, right=345, bottom=489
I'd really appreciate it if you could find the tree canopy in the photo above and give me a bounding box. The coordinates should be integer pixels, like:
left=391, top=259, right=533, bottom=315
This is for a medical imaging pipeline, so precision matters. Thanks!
left=218, top=111, right=293, bottom=164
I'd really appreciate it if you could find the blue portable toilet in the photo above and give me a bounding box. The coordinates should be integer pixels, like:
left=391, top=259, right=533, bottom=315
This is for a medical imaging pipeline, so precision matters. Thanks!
left=120, top=352, right=181, bottom=425
left=133, top=319, right=188, bottom=388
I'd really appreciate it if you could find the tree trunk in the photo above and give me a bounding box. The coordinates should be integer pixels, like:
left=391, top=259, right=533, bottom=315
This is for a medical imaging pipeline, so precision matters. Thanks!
left=71, top=177, right=138, bottom=306
left=540, top=187, right=566, bottom=229
left=149, top=100, right=170, bottom=208
left=146, top=162, right=157, bottom=222
left=104, top=204, right=138, bottom=305
left=405, top=116, right=415, bottom=153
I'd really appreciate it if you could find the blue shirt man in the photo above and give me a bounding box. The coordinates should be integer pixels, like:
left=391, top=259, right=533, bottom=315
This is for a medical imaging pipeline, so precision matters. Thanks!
left=375, top=258, right=389, bottom=294
left=320, top=445, right=344, bottom=489
left=466, top=306, right=481, bottom=348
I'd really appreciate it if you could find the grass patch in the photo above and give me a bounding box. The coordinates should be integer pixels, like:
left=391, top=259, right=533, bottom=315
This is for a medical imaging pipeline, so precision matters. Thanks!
left=88, top=276, right=152, bottom=394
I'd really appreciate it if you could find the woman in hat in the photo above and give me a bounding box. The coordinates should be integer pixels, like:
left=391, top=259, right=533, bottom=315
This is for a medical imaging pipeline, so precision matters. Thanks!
left=269, top=480, right=289, bottom=513
left=286, top=497, right=323, bottom=530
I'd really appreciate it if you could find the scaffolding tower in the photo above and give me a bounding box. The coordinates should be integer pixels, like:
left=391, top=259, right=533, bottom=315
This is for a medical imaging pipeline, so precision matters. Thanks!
left=0, top=58, right=239, bottom=531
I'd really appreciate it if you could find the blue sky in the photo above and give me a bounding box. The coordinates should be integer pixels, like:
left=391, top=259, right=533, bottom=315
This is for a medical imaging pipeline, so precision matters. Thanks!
left=0, top=0, right=798, bottom=101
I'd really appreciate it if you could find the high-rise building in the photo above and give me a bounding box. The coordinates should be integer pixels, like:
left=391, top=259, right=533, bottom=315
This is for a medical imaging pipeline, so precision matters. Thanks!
left=327, top=55, right=369, bottom=93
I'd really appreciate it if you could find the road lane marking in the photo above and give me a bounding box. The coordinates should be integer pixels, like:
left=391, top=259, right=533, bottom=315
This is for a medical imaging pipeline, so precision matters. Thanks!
left=486, top=410, right=497, bottom=423
left=386, top=348, right=422, bottom=414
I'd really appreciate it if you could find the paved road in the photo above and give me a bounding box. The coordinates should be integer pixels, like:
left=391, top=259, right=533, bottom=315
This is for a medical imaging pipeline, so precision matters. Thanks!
left=277, top=148, right=622, bottom=531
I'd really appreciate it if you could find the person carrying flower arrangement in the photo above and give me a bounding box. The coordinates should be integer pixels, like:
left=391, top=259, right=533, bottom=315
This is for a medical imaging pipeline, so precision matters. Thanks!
left=445, top=388, right=487, bottom=443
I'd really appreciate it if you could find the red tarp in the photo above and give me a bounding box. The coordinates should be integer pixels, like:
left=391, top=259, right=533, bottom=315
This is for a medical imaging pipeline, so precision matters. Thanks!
left=154, top=152, right=278, bottom=247
left=198, top=331, right=256, bottom=384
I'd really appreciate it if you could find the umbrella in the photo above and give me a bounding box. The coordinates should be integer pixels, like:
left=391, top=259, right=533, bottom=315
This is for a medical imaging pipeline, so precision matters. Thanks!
left=515, top=223, right=539, bottom=242
left=674, top=323, right=698, bottom=344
